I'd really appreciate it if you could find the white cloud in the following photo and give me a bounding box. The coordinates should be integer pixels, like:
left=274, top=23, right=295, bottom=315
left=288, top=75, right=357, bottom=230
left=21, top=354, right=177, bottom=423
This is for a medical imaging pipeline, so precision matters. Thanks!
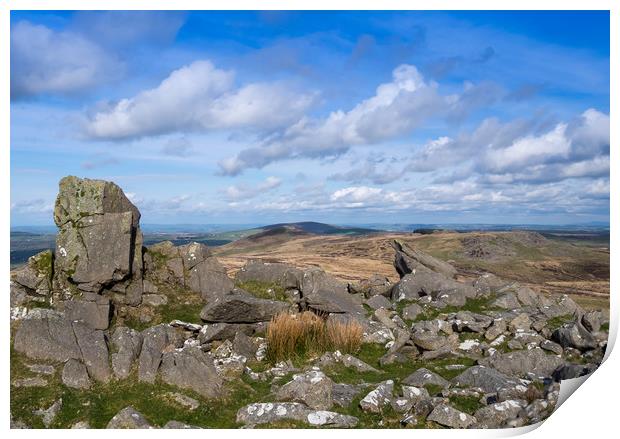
left=331, top=186, right=383, bottom=203
left=483, top=123, right=571, bottom=173
left=85, top=60, right=316, bottom=140
left=224, top=176, right=282, bottom=201
left=11, top=21, right=122, bottom=98
left=219, top=64, right=496, bottom=175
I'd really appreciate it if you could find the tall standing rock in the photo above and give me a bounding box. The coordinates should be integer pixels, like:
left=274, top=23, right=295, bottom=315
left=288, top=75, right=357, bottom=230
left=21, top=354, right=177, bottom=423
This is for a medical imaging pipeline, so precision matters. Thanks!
left=53, top=176, right=144, bottom=306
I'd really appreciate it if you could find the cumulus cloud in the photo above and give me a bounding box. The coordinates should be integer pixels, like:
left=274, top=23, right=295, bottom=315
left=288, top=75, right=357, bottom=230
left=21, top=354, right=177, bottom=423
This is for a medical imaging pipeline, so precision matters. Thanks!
left=11, top=21, right=122, bottom=98
left=224, top=176, right=282, bottom=201
left=409, top=108, right=609, bottom=186
left=85, top=60, right=316, bottom=140
left=218, top=64, right=498, bottom=175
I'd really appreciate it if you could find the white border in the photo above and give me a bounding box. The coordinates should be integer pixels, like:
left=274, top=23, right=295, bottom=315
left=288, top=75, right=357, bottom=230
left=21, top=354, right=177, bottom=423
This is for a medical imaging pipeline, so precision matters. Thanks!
left=1, top=1, right=616, bottom=438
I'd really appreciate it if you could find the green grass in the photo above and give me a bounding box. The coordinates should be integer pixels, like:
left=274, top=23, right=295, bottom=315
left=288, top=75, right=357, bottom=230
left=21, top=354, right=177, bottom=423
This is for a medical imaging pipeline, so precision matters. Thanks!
left=413, top=295, right=500, bottom=322
left=601, top=322, right=609, bottom=332
left=11, top=341, right=290, bottom=429
left=235, top=280, right=288, bottom=302
left=546, top=314, right=575, bottom=331
left=448, top=395, right=483, bottom=415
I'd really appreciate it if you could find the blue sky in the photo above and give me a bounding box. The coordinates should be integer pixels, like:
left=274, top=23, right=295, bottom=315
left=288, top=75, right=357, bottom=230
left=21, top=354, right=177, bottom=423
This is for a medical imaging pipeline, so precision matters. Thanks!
left=10, top=11, right=610, bottom=226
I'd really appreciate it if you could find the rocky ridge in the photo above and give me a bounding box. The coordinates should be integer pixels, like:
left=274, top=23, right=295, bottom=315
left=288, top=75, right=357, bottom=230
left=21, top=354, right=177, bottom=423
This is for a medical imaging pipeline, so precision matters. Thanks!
left=10, top=176, right=609, bottom=429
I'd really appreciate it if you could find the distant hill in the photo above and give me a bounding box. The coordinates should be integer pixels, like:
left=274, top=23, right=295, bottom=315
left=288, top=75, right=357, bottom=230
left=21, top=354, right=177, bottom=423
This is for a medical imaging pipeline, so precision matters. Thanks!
left=261, top=221, right=379, bottom=235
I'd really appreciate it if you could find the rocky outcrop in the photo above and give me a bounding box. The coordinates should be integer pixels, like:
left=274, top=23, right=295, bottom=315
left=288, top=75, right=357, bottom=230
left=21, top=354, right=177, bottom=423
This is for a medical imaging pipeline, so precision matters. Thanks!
left=10, top=250, right=53, bottom=306
left=145, top=241, right=233, bottom=301
left=53, top=176, right=144, bottom=307
left=392, top=240, right=457, bottom=279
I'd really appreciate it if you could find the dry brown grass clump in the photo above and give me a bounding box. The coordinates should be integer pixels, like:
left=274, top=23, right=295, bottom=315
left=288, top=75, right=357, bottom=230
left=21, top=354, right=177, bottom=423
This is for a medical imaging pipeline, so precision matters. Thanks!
left=265, top=312, right=363, bottom=363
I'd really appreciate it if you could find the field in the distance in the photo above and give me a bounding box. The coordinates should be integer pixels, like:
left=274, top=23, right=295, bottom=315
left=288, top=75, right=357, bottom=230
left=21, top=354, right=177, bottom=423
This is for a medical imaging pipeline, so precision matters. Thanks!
left=213, top=226, right=609, bottom=312
left=11, top=222, right=609, bottom=311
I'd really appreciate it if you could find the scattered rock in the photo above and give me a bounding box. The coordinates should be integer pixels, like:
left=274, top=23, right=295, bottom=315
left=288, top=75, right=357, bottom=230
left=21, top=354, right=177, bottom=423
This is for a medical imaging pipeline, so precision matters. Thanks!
left=163, top=421, right=198, bottom=429
left=452, top=366, right=520, bottom=393
left=473, top=399, right=526, bottom=428
left=275, top=369, right=334, bottom=410
left=25, top=364, right=55, bottom=375
left=403, top=368, right=449, bottom=388
left=34, top=399, right=63, bottom=427
left=166, top=392, right=200, bottom=411
left=141, top=294, right=168, bottom=307
left=359, top=380, right=394, bottom=413
left=479, top=348, right=564, bottom=379
left=106, top=406, right=153, bottom=429
left=62, top=359, right=91, bottom=389
left=236, top=402, right=357, bottom=428
left=428, top=404, right=476, bottom=428
left=552, top=322, right=598, bottom=351
left=12, top=377, right=48, bottom=388
left=365, top=295, right=393, bottom=310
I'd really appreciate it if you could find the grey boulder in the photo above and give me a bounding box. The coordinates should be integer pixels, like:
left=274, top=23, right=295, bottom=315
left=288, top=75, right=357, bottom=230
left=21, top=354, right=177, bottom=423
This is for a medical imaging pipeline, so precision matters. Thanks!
left=200, top=290, right=289, bottom=323
left=160, top=347, right=223, bottom=399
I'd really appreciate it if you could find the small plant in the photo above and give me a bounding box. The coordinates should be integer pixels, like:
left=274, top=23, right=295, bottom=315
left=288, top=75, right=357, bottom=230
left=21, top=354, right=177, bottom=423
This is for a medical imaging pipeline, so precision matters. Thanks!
left=265, top=312, right=363, bottom=363
left=326, top=319, right=363, bottom=353
left=235, top=280, right=288, bottom=302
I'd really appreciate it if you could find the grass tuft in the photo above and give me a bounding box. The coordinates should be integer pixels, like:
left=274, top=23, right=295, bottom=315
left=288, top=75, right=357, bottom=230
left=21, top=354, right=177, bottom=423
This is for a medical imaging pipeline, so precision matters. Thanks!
left=265, top=312, right=363, bottom=363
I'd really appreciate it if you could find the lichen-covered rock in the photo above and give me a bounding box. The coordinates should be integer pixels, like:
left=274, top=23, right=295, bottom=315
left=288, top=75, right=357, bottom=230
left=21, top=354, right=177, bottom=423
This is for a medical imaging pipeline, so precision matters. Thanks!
left=428, top=404, right=476, bottom=428
left=52, top=176, right=143, bottom=304
left=473, top=400, right=527, bottom=428
left=359, top=380, right=394, bottom=413
left=403, top=368, right=449, bottom=388
left=236, top=402, right=358, bottom=428
left=552, top=321, right=598, bottom=351
left=146, top=241, right=233, bottom=301
left=11, top=250, right=53, bottom=297
left=275, top=369, right=334, bottom=410
left=106, top=406, right=153, bottom=429
left=111, top=327, right=143, bottom=379
left=34, top=399, right=63, bottom=427
left=452, top=366, right=520, bottom=393
left=479, top=348, right=564, bottom=379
